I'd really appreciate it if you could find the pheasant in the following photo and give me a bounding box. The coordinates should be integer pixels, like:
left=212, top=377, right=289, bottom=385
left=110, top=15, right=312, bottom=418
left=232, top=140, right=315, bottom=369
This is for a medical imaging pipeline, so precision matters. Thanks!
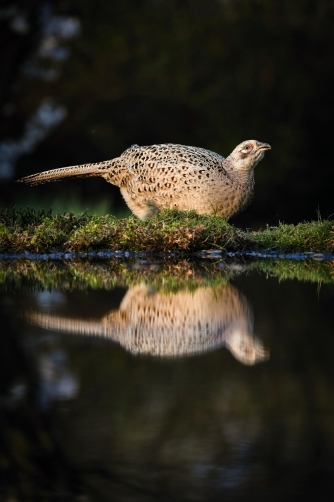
left=18, top=140, right=271, bottom=220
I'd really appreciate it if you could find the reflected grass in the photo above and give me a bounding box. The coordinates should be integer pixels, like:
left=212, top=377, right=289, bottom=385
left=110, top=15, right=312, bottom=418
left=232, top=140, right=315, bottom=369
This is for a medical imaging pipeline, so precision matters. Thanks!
left=0, top=258, right=233, bottom=293
left=249, top=258, right=334, bottom=284
left=0, top=256, right=333, bottom=294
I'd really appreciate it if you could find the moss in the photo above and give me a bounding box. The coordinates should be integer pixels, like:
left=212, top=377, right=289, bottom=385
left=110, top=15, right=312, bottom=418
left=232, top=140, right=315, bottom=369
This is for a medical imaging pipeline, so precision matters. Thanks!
left=0, top=208, right=250, bottom=253
left=0, top=207, right=333, bottom=254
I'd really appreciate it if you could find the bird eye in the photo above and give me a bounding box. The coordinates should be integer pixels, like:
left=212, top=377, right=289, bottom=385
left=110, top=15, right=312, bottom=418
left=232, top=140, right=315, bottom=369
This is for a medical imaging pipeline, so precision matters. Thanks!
left=241, top=144, right=252, bottom=153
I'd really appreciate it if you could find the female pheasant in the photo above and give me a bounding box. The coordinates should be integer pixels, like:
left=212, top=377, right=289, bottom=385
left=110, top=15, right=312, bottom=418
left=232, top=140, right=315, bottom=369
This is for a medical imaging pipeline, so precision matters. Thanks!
left=18, top=140, right=271, bottom=220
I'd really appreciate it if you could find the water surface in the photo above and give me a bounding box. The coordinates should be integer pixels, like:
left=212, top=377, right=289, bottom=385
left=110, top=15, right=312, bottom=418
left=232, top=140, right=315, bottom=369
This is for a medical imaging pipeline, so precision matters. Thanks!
left=1, top=258, right=333, bottom=501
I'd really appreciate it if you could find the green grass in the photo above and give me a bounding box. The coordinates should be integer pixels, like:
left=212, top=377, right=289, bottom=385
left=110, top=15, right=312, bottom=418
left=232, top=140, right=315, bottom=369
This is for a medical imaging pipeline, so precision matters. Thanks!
left=0, top=207, right=333, bottom=254
left=0, top=207, right=249, bottom=253
left=251, top=220, right=334, bottom=253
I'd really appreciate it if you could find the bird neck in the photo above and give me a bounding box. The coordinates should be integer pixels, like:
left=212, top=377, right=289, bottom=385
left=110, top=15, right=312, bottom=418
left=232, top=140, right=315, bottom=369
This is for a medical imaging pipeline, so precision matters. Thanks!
left=224, top=158, right=255, bottom=184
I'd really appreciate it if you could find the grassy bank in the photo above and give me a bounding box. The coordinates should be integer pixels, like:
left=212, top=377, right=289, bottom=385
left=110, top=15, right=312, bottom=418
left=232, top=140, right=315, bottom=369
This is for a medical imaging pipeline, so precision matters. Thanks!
left=0, top=207, right=333, bottom=254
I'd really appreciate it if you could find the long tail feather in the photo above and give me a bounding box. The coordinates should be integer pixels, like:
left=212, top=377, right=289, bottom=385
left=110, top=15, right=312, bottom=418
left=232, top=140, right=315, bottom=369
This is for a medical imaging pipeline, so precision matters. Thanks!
left=17, top=160, right=115, bottom=186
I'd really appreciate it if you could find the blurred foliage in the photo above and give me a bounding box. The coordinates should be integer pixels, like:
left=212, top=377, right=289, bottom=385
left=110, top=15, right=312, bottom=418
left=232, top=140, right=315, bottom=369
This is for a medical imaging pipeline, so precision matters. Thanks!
left=0, top=206, right=53, bottom=227
left=12, top=194, right=126, bottom=217
left=1, top=0, right=334, bottom=225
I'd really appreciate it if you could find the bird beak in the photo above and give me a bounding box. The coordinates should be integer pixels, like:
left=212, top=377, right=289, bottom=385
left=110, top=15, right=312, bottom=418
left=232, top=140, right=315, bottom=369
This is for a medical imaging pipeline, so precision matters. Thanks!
left=258, top=142, right=271, bottom=151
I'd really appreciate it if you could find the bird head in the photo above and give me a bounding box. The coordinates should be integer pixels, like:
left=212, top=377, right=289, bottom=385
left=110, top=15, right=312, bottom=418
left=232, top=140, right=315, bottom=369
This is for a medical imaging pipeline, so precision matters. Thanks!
left=228, top=140, right=271, bottom=171
left=224, top=328, right=270, bottom=365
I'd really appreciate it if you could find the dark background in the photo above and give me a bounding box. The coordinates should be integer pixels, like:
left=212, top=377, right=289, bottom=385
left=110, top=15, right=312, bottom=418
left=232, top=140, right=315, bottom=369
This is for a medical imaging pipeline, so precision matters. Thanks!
left=1, top=0, right=333, bottom=227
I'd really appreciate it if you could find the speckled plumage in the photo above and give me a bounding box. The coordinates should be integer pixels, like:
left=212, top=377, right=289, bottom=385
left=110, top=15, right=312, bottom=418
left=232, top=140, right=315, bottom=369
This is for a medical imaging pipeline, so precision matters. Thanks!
left=24, top=284, right=268, bottom=365
left=18, top=140, right=271, bottom=220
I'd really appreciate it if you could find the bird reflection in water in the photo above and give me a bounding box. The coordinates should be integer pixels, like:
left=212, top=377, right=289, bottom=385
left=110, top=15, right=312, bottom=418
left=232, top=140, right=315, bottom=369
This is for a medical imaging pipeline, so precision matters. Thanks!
left=25, top=284, right=269, bottom=365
